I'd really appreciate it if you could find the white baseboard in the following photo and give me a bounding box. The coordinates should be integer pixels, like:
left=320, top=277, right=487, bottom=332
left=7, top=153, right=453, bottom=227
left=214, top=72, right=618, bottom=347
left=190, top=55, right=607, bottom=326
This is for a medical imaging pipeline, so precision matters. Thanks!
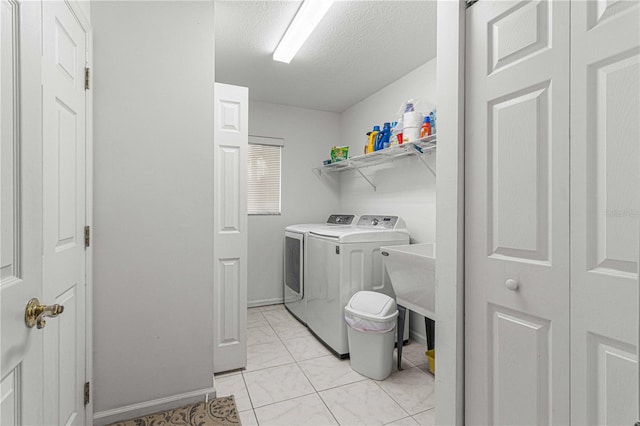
left=409, top=329, right=427, bottom=346
left=247, top=297, right=283, bottom=308
left=93, top=387, right=216, bottom=426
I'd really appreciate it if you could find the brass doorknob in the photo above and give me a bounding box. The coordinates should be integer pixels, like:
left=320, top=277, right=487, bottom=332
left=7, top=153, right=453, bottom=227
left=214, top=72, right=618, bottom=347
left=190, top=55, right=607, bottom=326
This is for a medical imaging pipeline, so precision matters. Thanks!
left=25, top=298, right=64, bottom=329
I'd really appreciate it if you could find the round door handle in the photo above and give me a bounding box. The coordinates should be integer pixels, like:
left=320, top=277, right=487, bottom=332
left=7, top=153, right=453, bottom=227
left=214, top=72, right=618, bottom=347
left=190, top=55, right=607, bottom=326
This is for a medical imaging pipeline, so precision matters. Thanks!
left=505, top=279, right=519, bottom=291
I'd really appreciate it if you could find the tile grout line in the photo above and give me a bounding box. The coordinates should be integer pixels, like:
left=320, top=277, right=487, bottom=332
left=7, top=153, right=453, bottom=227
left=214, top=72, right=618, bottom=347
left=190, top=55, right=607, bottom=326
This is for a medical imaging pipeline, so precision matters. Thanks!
left=370, top=378, right=413, bottom=421
left=239, top=370, right=256, bottom=414
left=247, top=306, right=434, bottom=425
left=267, top=307, right=343, bottom=424
left=316, top=387, right=342, bottom=425
left=412, top=406, right=436, bottom=420
left=245, top=307, right=283, bottom=426
left=250, top=390, right=319, bottom=413
left=246, top=306, right=325, bottom=423
left=244, top=312, right=297, bottom=373
left=285, top=323, right=343, bottom=425
left=249, top=311, right=317, bottom=424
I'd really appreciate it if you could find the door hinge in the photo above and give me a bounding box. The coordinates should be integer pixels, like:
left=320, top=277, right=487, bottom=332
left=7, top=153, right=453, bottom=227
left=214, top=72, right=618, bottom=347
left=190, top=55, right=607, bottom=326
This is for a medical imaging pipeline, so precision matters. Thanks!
left=84, top=226, right=91, bottom=248
left=84, top=67, right=90, bottom=90
left=84, top=382, right=90, bottom=405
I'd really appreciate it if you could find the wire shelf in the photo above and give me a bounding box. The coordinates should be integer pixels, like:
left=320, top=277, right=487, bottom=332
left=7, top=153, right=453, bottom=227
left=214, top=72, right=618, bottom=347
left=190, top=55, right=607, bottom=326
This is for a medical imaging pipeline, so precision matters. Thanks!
left=314, top=135, right=436, bottom=175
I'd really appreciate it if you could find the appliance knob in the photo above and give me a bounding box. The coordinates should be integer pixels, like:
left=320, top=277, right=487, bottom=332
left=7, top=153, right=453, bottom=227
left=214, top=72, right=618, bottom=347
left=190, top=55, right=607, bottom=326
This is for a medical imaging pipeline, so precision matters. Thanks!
left=372, top=218, right=379, bottom=226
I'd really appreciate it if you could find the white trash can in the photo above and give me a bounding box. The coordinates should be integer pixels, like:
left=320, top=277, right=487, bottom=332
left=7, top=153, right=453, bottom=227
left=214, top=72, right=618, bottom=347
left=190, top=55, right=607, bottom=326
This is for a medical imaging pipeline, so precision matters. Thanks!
left=344, top=291, right=398, bottom=380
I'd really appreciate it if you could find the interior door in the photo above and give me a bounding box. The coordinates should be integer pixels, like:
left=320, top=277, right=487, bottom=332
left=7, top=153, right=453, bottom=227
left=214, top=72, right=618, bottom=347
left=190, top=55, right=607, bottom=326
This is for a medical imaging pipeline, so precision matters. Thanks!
left=465, top=1, right=570, bottom=424
left=570, top=1, right=640, bottom=424
left=42, top=1, right=88, bottom=424
left=1, top=1, right=44, bottom=424
left=213, top=83, right=248, bottom=373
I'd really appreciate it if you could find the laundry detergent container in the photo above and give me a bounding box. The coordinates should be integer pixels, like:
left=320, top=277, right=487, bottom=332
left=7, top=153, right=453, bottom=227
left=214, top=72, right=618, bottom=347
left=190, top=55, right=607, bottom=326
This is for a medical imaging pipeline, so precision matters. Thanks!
left=345, top=291, right=398, bottom=380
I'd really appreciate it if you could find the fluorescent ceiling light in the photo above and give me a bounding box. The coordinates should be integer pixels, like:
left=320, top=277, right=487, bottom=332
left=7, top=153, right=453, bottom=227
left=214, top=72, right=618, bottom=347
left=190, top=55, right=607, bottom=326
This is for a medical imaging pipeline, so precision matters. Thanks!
left=273, top=0, right=335, bottom=64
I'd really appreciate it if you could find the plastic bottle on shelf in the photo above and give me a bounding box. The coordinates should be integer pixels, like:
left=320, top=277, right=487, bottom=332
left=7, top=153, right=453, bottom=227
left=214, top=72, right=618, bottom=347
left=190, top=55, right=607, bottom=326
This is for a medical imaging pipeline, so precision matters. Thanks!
left=373, top=126, right=384, bottom=151
left=420, top=116, right=431, bottom=138
left=430, top=109, right=436, bottom=135
left=404, top=101, right=414, bottom=113
left=389, top=121, right=398, bottom=146
left=379, top=122, right=392, bottom=150
left=367, top=125, right=380, bottom=154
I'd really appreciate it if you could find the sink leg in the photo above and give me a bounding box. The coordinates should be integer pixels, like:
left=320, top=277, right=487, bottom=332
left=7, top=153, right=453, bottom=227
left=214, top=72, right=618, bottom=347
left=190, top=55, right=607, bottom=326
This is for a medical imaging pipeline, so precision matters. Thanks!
left=425, top=316, right=435, bottom=351
left=397, top=305, right=406, bottom=371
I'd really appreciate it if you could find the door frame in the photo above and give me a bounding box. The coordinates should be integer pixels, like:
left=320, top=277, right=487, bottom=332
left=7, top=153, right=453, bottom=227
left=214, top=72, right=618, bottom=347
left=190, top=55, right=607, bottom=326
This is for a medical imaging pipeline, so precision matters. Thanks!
left=62, top=1, right=93, bottom=424
left=435, top=1, right=466, bottom=425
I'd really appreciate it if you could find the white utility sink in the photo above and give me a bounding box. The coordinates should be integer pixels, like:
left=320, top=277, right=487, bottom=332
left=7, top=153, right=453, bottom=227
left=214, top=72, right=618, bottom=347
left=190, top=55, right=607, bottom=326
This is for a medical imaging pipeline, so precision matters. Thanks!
left=381, top=243, right=436, bottom=319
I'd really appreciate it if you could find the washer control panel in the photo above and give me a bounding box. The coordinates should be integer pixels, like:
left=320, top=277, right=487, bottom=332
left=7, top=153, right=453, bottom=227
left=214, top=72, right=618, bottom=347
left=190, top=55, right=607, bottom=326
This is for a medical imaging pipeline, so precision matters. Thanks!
left=356, top=215, right=400, bottom=229
left=327, top=215, right=356, bottom=225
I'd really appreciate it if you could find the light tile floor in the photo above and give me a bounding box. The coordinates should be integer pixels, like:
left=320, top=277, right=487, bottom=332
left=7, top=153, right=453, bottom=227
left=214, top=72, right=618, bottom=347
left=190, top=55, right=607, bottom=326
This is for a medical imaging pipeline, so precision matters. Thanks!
left=215, top=304, right=435, bottom=426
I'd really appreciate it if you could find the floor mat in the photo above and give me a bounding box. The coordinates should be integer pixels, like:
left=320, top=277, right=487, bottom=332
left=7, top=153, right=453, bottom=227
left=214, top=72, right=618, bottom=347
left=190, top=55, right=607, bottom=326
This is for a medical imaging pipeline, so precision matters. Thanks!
left=109, top=396, right=240, bottom=426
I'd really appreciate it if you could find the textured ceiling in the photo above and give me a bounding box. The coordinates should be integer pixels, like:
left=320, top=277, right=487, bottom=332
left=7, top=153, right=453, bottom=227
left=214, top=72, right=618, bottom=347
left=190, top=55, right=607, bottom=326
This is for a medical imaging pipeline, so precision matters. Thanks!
left=215, top=1, right=437, bottom=113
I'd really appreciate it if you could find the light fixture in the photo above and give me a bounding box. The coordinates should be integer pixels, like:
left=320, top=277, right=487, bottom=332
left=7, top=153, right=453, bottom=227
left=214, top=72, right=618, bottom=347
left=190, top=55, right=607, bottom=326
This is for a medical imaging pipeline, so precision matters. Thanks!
left=273, top=0, right=335, bottom=64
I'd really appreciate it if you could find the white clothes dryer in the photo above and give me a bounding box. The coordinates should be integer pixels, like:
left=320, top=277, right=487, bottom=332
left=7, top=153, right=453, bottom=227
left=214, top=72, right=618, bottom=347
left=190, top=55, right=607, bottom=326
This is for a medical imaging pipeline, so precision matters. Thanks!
left=306, top=215, right=410, bottom=356
left=284, top=214, right=357, bottom=324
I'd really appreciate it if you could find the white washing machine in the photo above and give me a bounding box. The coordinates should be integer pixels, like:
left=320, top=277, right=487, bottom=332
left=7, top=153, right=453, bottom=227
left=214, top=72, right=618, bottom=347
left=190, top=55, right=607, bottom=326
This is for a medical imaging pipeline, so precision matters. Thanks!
left=306, top=215, right=410, bottom=356
left=284, top=215, right=357, bottom=325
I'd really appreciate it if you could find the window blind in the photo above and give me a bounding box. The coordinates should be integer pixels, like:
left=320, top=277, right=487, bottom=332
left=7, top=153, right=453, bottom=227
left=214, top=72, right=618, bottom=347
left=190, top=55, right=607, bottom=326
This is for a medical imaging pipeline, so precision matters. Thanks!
left=248, top=138, right=282, bottom=215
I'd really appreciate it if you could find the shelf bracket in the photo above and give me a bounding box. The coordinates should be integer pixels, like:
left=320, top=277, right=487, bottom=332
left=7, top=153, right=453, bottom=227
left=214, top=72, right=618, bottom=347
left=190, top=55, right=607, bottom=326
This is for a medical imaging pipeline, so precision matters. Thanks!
left=417, top=153, right=437, bottom=177
left=355, top=168, right=376, bottom=191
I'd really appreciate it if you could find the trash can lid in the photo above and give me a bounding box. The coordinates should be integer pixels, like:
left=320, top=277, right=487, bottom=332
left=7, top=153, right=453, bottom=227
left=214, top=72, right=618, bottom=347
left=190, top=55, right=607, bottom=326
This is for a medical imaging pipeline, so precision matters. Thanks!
left=346, top=291, right=396, bottom=319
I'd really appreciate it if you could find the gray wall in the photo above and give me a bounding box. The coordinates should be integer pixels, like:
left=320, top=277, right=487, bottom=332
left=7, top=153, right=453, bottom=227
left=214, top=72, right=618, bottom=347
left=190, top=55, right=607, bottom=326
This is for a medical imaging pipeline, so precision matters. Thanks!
left=92, top=0, right=215, bottom=417
left=339, top=59, right=437, bottom=244
left=247, top=101, right=342, bottom=306
left=339, top=59, right=438, bottom=342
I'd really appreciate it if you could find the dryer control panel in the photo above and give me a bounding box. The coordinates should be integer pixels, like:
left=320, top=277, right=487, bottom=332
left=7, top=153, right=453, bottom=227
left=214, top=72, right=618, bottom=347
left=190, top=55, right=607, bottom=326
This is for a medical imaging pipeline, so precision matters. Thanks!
left=356, top=215, right=403, bottom=229
left=327, top=214, right=356, bottom=225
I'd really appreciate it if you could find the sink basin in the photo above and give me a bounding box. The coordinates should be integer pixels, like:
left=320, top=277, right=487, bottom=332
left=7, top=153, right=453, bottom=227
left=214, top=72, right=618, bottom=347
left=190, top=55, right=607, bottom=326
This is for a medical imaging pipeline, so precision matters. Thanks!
left=381, top=243, right=436, bottom=319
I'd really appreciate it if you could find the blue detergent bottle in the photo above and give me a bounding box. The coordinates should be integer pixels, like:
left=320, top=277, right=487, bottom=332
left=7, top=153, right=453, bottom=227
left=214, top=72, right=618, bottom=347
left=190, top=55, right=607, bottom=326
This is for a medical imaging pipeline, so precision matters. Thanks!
left=430, top=109, right=436, bottom=135
left=377, top=122, right=391, bottom=150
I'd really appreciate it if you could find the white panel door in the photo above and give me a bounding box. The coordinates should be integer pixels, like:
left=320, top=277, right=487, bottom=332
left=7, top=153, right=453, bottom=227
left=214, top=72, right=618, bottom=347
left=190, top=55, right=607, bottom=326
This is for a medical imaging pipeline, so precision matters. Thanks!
left=465, top=1, right=570, bottom=424
left=42, top=1, right=87, bottom=424
left=1, top=1, right=44, bottom=425
left=571, top=1, right=640, bottom=424
left=213, top=83, right=248, bottom=373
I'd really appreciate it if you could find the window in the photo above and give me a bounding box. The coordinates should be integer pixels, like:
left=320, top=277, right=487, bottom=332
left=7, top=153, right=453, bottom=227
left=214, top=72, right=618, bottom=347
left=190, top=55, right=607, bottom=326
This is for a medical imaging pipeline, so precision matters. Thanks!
left=248, top=136, right=283, bottom=215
